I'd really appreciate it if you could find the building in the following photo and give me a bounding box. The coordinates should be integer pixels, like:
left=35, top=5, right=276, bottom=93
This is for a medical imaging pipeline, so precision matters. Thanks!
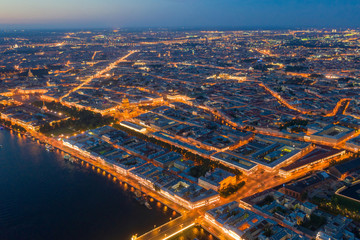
left=307, top=124, right=355, bottom=145
left=211, top=152, right=258, bottom=174
left=280, top=172, right=331, bottom=201
left=279, top=146, right=345, bottom=178
left=229, top=135, right=313, bottom=172
left=345, top=135, right=360, bottom=152
left=316, top=215, right=355, bottom=240
left=153, top=151, right=182, bottom=168
left=120, top=121, right=146, bottom=133
left=329, top=158, right=360, bottom=179
left=198, top=168, right=237, bottom=191
left=205, top=201, right=307, bottom=240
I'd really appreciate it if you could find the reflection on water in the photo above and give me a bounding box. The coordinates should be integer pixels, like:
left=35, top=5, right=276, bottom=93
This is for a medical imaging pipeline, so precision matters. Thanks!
left=0, top=129, right=174, bottom=240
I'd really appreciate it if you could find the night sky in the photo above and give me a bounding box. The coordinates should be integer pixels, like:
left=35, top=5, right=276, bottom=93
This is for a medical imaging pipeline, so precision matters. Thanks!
left=1, top=0, right=359, bottom=28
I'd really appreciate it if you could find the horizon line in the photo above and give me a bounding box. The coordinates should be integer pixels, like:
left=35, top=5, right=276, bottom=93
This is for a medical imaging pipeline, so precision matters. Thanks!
left=1, top=25, right=359, bottom=31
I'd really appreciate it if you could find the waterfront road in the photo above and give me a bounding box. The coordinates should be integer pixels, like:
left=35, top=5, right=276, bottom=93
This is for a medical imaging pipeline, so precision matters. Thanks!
left=29, top=130, right=189, bottom=215
left=136, top=212, right=198, bottom=240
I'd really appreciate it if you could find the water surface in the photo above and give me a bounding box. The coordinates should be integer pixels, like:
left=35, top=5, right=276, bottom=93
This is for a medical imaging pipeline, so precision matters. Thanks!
left=0, top=129, right=173, bottom=240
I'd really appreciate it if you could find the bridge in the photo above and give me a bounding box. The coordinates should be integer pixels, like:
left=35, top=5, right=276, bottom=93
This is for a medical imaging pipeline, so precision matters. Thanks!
left=135, top=213, right=197, bottom=240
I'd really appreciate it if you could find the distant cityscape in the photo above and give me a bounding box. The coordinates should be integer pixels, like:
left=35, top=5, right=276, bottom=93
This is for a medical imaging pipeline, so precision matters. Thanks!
left=1, top=29, right=360, bottom=240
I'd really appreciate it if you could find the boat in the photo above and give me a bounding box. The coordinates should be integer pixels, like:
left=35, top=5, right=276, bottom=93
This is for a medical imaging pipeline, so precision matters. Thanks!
left=145, top=201, right=152, bottom=210
left=64, top=154, right=71, bottom=160
left=134, top=190, right=142, bottom=198
left=45, top=144, right=54, bottom=152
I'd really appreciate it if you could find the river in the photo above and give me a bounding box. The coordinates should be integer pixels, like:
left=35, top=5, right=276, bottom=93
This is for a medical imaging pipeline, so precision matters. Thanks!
left=0, top=129, right=174, bottom=240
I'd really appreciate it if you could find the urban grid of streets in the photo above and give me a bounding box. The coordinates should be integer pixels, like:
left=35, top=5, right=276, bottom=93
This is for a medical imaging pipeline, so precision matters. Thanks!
left=1, top=29, right=360, bottom=239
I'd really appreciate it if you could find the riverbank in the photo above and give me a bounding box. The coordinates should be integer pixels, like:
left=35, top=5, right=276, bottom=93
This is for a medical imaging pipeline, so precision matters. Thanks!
left=0, top=123, right=196, bottom=239
left=1, top=123, right=183, bottom=210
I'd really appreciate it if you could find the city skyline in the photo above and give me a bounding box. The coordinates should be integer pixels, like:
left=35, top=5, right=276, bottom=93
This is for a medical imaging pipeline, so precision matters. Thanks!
left=1, top=1, right=360, bottom=239
left=1, top=28, right=360, bottom=239
left=1, top=0, right=360, bottom=29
